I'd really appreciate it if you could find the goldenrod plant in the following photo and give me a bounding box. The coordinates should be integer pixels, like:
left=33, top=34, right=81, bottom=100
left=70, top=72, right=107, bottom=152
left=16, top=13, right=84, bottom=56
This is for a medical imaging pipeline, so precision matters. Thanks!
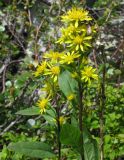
left=1, top=1, right=122, bottom=160
left=8, top=7, right=99, bottom=160
left=34, top=7, right=98, bottom=160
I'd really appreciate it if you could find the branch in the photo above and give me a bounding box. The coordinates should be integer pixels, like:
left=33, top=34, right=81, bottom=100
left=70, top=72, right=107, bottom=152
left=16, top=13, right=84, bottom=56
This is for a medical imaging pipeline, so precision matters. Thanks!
left=2, top=64, right=7, bottom=93
left=28, top=9, right=32, bottom=26
left=8, top=27, right=26, bottom=54
left=112, top=39, right=124, bottom=58
left=4, top=13, right=26, bottom=54
left=34, top=18, right=45, bottom=61
left=0, top=116, right=22, bottom=136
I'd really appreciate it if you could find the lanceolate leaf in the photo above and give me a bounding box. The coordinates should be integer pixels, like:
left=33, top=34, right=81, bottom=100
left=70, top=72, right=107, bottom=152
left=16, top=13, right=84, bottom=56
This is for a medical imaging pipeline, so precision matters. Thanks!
left=60, top=123, right=80, bottom=148
left=16, top=107, right=40, bottom=116
left=8, top=142, right=55, bottom=158
left=58, top=70, right=78, bottom=97
left=60, top=123, right=99, bottom=160
left=83, top=127, right=99, bottom=160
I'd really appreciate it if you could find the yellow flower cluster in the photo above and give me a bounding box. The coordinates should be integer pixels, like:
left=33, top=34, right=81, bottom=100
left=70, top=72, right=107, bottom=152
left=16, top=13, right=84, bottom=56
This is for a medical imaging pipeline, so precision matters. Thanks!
left=61, top=7, right=92, bottom=27
left=34, top=7, right=98, bottom=115
left=57, top=7, right=98, bottom=85
left=34, top=50, right=80, bottom=81
left=57, top=7, right=96, bottom=52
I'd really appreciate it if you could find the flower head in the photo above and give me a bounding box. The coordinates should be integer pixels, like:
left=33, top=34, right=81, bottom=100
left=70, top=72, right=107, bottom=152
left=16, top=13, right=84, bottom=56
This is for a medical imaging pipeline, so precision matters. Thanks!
left=58, top=116, right=66, bottom=125
left=60, top=51, right=80, bottom=64
left=71, top=72, right=78, bottom=79
left=51, top=66, right=60, bottom=75
left=34, top=61, right=47, bottom=77
left=44, top=63, right=60, bottom=82
left=36, top=98, right=49, bottom=114
left=57, top=25, right=77, bottom=44
left=67, top=93, right=75, bottom=101
left=57, top=24, right=88, bottom=44
left=61, top=8, right=92, bottom=27
left=81, top=66, right=98, bottom=85
left=43, top=50, right=62, bottom=63
left=65, top=33, right=92, bottom=52
left=82, top=57, right=89, bottom=65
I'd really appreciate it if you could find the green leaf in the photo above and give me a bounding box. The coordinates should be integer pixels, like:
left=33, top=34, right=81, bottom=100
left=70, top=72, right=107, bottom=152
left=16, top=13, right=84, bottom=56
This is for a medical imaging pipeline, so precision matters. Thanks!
left=0, top=145, right=8, bottom=159
left=60, top=123, right=80, bottom=148
left=43, top=114, right=55, bottom=125
left=58, top=70, right=78, bottom=97
left=15, top=71, right=31, bottom=87
left=46, top=109, right=56, bottom=118
left=16, top=107, right=40, bottom=116
left=8, top=142, right=55, bottom=159
left=83, top=127, right=99, bottom=160
left=60, top=123, right=99, bottom=160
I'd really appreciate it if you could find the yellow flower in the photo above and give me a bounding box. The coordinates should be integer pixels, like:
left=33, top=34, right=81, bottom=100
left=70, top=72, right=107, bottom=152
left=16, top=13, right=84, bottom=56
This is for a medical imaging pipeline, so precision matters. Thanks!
left=36, top=98, right=49, bottom=114
left=43, top=50, right=62, bottom=62
left=58, top=116, right=66, bottom=125
left=53, top=116, right=66, bottom=125
left=67, top=94, right=75, bottom=101
left=57, top=24, right=93, bottom=45
left=57, top=24, right=86, bottom=44
left=82, top=57, right=89, bottom=65
left=66, top=24, right=77, bottom=33
left=61, top=8, right=92, bottom=27
left=71, top=72, right=78, bottom=79
left=56, top=27, right=71, bottom=44
left=65, top=34, right=92, bottom=51
left=81, top=66, right=98, bottom=85
left=60, top=51, right=80, bottom=64
left=51, top=66, right=60, bottom=75
left=44, top=63, right=60, bottom=82
left=34, top=61, right=47, bottom=77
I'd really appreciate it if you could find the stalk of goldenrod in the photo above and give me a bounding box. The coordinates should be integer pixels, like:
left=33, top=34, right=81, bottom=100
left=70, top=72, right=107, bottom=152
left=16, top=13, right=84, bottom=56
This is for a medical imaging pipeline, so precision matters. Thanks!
left=78, top=82, right=85, bottom=160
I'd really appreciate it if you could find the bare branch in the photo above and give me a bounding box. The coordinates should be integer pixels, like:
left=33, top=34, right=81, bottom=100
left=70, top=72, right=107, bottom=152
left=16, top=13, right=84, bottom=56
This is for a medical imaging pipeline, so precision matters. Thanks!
left=0, top=116, right=21, bottom=136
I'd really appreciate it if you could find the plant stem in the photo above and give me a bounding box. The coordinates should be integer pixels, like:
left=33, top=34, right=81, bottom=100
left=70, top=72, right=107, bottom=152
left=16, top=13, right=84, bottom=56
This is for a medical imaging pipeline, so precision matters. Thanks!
left=56, top=107, right=61, bottom=160
left=78, top=82, right=85, bottom=160
left=55, top=94, right=61, bottom=160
